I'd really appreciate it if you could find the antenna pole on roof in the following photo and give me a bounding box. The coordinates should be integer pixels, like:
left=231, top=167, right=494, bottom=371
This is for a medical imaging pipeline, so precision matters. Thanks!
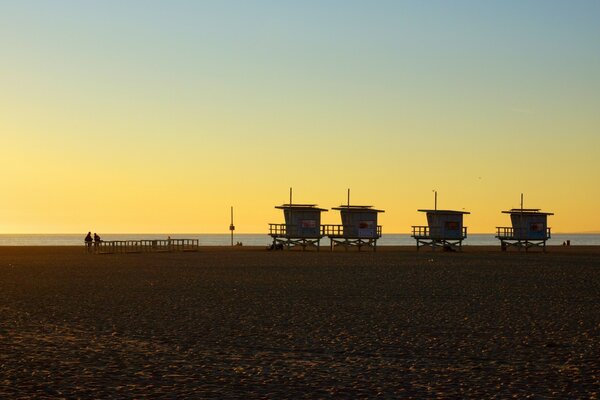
left=289, top=187, right=293, bottom=235
left=520, top=193, right=524, bottom=211
left=347, top=188, right=350, bottom=207
left=434, top=190, right=437, bottom=211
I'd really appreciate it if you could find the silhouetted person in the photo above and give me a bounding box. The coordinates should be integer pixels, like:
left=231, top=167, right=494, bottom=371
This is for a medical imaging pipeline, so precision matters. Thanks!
left=93, top=233, right=101, bottom=252
left=85, top=232, right=93, bottom=253
left=443, top=244, right=456, bottom=252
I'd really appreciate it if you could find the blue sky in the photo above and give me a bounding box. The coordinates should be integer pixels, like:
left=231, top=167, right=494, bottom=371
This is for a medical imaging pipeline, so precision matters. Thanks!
left=1, top=1, right=599, bottom=232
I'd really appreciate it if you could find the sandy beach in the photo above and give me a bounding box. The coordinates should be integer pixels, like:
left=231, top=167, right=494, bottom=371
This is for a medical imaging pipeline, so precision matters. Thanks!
left=1, top=246, right=599, bottom=398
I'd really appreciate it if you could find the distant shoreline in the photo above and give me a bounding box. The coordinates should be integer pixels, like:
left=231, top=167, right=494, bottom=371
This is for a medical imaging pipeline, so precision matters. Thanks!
left=2, top=233, right=600, bottom=247
left=2, top=245, right=600, bottom=254
left=2, top=232, right=599, bottom=235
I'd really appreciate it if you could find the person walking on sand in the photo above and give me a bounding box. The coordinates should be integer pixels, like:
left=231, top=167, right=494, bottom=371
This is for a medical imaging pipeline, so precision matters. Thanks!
left=93, top=233, right=101, bottom=252
left=85, top=232, right=93, bottom=253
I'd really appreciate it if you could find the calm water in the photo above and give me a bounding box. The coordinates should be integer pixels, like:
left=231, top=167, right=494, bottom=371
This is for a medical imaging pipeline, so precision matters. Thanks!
left=1, top=233, right=598, bottom=246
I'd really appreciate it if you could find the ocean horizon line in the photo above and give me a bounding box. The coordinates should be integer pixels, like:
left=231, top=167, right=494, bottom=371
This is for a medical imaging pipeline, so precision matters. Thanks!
left=1, top=232, right=599, bottom=235
left=2, top=232, right=600, bottom=246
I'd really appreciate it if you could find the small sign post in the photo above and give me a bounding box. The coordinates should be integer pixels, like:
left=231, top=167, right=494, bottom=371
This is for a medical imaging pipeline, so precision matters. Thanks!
left=229, top=206, right=235, bottom=246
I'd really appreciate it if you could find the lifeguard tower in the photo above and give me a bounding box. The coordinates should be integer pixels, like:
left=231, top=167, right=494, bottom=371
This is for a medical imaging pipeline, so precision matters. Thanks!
left=411, top=192, right=469, bottom=251
left=268, top=189, right=327, bottom=250
left=322, top=190, right=384, bottom=251
left=496, top=195, right=553, bottom=252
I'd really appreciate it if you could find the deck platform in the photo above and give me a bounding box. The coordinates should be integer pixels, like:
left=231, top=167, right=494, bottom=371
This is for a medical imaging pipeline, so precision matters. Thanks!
left=496, top=227, right=551, bottom=252
left=322, top=224, right=382, bottom=251
left=268, top=224, right=323, bottom=251
left=411, top=226, right=468, bottom=251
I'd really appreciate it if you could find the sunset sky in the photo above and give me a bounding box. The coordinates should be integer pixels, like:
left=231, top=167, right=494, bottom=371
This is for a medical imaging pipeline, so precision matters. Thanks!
left=1, top=1, right=599, bottom=233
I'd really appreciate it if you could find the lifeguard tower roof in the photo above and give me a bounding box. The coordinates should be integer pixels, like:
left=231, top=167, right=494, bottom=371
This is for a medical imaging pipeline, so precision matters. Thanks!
left=502, top=208, right=554, bottom=215
left=418, top=209, right=470, bottom=214
left=275, top=204, right=328, bottom=211
left=332, top=205, right=385, bottom=213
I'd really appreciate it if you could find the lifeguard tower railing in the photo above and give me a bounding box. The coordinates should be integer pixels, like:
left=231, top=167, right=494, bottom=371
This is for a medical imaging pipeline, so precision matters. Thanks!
left=321, top=224, right=383, bottom=251
left=495, top=227, right=551, bottom=240
left=495, top=227, right=552, bottom=252
left=411, top=226, right=468, bottom=251
left=268, top=224, right=324, bottom=250
left=95, top=239, right=199, bottom=254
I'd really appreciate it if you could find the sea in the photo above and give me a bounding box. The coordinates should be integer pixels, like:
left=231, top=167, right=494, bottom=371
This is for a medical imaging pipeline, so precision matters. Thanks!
left=1, top=233, right=599, bottom=247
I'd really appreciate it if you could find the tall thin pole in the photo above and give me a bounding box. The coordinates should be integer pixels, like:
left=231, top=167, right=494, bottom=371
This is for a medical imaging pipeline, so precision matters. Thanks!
left=434, top=190, right=438, bottom=211
left=229, top=206, right=234, bottom=246
left=289, top=187, right=293, bottom=235
left=520, top=193, right=524, bottom=210
left=347, top=188, right=350, bottom=207
left=519, top=193, right=524, bottom=238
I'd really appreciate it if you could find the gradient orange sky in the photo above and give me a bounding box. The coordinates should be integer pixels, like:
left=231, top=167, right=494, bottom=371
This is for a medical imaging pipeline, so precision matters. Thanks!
left=1, top=1, right=599, bottom=233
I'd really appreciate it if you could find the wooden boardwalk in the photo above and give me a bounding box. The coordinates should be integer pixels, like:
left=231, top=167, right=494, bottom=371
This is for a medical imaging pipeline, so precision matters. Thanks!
left=89, top=239, right=199, bottom=254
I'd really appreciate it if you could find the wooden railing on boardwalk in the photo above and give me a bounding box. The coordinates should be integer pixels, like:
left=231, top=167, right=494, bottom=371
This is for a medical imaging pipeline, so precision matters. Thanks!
left=93, top=239, right=199, bottom=254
